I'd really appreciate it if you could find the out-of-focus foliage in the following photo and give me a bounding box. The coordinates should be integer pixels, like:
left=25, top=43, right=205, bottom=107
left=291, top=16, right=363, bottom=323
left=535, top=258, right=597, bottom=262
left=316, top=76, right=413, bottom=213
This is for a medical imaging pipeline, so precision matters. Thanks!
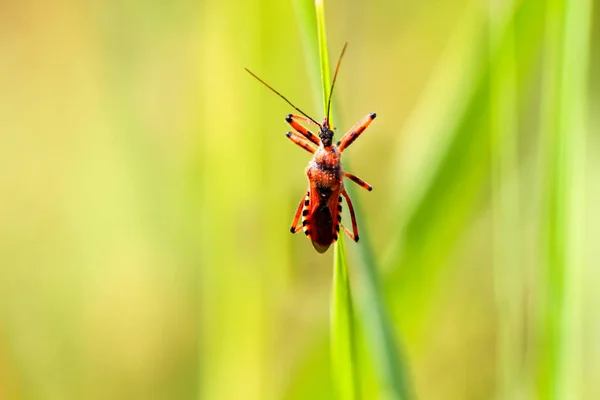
left=0, top=0, right=598, bottom=399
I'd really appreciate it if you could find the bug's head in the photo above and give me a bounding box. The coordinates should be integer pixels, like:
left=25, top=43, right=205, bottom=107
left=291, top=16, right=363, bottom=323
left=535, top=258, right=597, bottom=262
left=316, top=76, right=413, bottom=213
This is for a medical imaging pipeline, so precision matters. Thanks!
left=319, top=120, right=335, bottom=147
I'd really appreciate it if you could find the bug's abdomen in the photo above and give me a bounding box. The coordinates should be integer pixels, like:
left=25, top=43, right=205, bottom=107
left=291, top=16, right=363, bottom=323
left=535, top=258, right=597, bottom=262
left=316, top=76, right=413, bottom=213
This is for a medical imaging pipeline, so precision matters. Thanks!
left=303, top=146, right=344, bottom=253
left=303, top=183, right=343, bottom=253
left=310, top=204, right=335, bottom=253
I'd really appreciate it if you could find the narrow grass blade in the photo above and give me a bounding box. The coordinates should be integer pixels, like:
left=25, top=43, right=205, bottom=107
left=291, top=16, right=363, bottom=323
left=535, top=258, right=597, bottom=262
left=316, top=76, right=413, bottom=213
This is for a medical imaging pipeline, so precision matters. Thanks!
left=292, top=0, right=322, bottom=111
left=331, top=234, right=359, bottom=400
left=345, top=182, right=413, bottom=400
left=556, top=1, right=591, bottom=397
left=314, top=1, right=357, bottom=398
left=536, top=0, right=567, bottom=396
left=297, top=1, right=413, bottom=398
left=315, top=0, right=332, bottom=124
left=538, top=0, right=591, bottom=397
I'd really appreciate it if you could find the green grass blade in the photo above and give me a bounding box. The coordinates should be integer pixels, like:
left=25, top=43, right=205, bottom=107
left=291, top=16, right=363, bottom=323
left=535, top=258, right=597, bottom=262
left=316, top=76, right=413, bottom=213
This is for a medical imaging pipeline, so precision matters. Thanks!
left=315, top=0, right=332, bottom=124
left=314, top=1, right=357, bottom=398
left=537, top=2, right=566, bottom=393
left=538, top=0, right=591, bottom=397
left=557, top=1, right=591, bottom=397
left=386, top=0, right=546, bottom=319
left=331, top=234, right=359, bottom=400
left=537, top=1, right=566, bottom=397
left=345, top=182, right=413, bottom=400
left=297, top=2, right=412, bottom=398
left=292, top=0, right=322, bottom=111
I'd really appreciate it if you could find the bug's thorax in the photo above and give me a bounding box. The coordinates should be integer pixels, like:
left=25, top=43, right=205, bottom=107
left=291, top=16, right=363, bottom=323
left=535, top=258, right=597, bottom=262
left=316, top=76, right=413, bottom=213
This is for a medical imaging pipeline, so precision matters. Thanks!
left=311, top=117, right=340, bottom=168
left=314, top=144, right=341, bottom=167
left=307, top=144, right=343, bottom=189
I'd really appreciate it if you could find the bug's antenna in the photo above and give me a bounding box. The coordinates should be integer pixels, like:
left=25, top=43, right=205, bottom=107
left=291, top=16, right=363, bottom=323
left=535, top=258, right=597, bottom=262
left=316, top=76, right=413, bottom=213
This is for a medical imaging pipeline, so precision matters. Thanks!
left=326, top=42, right=349, bottom=124
left=245, top=68, right=322, bottom=127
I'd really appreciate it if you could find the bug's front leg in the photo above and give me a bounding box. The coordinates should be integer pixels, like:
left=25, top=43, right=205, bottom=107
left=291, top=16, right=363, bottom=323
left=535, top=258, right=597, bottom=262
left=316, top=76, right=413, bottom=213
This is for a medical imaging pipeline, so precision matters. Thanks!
left=337, top=113, right=376, bottom=152
left=341, top=189, right=359, bottom=242
left=286, top=131, right=316, bottom=154
left=286, top=114, right=320, bottom=145
left=290, top=191, right=310, bottom=233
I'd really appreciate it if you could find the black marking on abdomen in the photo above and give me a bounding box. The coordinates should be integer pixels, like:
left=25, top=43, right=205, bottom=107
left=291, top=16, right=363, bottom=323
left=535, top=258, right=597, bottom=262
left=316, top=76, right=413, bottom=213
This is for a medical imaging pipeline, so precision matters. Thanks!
left=316, top=185, right=332, bottom=202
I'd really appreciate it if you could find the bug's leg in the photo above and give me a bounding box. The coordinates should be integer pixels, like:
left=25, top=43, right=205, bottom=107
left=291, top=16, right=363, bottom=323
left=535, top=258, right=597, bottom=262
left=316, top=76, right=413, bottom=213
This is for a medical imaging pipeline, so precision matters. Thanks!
left=341, top=190, right=359, bottom=242
left=286, top=132, right=316, bottom=154
left=344, top=172, right=373, bottom=191
left=286, top=114, right=320, bottom=145
left=342, top=226, right=356, bottom=242
left=337, top=112, right=377, bottom=152
left=290, top=191, right=310, bottom=233
left=287, top=113, right=321, bottom=127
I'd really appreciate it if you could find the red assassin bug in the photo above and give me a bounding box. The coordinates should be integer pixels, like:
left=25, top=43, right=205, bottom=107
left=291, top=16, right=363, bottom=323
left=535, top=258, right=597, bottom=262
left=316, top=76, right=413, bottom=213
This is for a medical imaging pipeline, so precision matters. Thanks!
left=245, top=42, right=376, bottom=253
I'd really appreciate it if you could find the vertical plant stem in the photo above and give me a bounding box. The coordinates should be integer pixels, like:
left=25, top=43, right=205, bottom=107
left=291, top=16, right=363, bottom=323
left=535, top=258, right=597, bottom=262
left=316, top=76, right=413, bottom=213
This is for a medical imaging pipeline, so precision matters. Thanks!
left=314, top=1, right=357, bottom=399
left=331, top=234, right=358, bottom=400
left=306, top=2, right=412, bottom=398
left=539, top=0, right=591, bottom=398
left=315, top=0, right=333, bottom=124
left=556, top=0, right=591, bottom=397
left=537, top=1, right=565, bottom=396
left=345, top=188, right=413, bottom=400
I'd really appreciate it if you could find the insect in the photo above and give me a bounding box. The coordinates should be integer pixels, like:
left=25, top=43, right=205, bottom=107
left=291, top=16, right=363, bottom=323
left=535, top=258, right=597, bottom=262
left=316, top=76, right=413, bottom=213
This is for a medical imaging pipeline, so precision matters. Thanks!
left=245, top=42, right=376, bottom=253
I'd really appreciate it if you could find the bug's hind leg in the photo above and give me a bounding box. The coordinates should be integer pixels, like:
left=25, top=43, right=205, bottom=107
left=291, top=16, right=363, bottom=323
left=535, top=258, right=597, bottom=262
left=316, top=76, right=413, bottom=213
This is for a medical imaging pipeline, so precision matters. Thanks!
left=341, top=190, right=359, bottom=242
left=337, top=113, right=376, bottom=152
left=286, top=132, right=316, bottom=154
left=344, top=172, right=372, bottom=191
left=342, top=226, right=357, bottom=242
left=290, top=191, right=310, bottom=233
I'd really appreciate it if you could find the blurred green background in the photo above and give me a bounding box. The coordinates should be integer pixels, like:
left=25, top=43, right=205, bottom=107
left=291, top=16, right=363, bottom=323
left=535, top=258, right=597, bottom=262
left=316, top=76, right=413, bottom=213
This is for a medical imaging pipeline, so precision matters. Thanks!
left=1, top=0, right=598, bottom=399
